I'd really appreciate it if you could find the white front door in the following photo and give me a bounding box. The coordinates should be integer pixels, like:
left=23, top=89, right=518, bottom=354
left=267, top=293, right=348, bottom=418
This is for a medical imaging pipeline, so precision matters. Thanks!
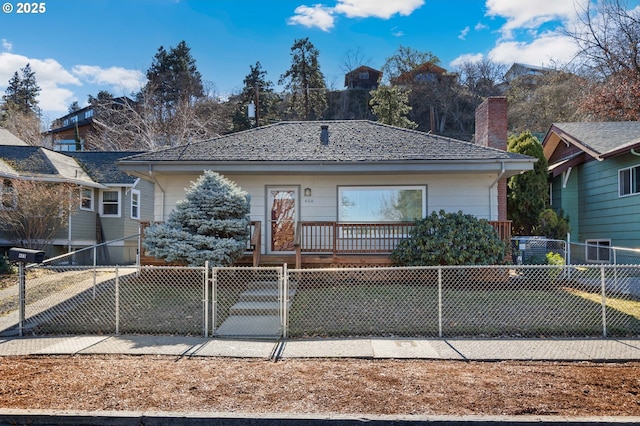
left=267, top=187, right=298, bottom=254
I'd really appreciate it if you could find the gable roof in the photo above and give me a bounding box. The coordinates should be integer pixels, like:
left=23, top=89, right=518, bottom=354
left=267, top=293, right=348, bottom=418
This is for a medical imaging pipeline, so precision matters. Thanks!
left=119, top=120, right=535, bottom=177
left=0, top=129, right=28, bottom=146
left=542, top=121, right=640, bottom=177
left=0, top=145, right=100, bottom=187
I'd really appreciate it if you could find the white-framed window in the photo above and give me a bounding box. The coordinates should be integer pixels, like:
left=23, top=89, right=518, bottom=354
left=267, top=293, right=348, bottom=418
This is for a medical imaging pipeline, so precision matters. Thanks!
left=0, top=179, right=16, bottom=210
left=619, top=165, right=640, bottom=196
left=100, top=189, right=120, bottom=217
left=585, top=239, right=611, bottom=263
left=80, top=187, right=93, bottom=211
left=130, top=189, right=140, bottom=219
left=338, top=186, right=427, bottom=222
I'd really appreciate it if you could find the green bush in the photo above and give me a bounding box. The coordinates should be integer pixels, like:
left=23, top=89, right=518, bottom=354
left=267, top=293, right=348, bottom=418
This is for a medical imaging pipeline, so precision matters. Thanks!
left=0, top=254, right=13, bottom=275
left=391, top=210, right=506, bottom=266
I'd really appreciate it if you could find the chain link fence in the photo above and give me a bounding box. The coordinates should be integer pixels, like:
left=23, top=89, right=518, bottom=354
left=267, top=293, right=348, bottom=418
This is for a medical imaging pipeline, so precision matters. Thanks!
left=2, top=263, right=640, bottom=339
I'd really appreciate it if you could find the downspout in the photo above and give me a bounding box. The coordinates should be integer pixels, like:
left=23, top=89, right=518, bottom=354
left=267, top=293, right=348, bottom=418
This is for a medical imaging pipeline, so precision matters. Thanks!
left=631, top=148, right=640, bottom=157
left=148, top=165, right=166, bottom=221
left=489, top=162, right=506, bottom=221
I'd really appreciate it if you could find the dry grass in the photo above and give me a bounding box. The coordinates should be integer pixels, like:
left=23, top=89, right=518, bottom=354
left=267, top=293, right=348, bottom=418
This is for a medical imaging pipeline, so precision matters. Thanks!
left=0, top=356, right=639, bottom=416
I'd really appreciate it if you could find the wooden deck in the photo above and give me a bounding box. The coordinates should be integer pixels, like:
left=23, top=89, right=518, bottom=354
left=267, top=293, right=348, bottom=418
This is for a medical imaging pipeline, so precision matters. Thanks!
left=141, top=220, right=512, bottom=268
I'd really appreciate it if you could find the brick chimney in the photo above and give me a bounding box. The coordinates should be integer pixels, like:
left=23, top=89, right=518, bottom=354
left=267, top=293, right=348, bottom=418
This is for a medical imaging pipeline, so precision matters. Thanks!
left=475, top=97, right=508, bottom=220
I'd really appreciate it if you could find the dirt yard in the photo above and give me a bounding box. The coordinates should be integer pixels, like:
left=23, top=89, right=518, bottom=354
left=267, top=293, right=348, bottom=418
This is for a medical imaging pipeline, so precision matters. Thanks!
left=0, top=356, right=639, bottom=416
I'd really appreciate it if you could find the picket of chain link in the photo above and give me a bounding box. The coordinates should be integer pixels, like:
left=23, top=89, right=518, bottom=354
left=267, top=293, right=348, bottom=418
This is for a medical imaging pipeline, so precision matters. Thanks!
left=9, top=261, right=640, bottom=338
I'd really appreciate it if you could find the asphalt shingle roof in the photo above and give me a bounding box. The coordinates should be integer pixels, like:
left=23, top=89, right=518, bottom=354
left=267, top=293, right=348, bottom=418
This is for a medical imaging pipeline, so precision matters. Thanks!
left=124, top=120, right=530, bottom=163
left=67, top=151, right=143, bottom=184
left=552, top=122, right=640, bottom=156
left=0, top=146, right=57, bottom=174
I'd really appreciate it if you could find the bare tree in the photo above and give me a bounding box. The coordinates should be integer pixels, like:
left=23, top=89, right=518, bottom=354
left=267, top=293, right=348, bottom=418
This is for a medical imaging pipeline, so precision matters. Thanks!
left=566, top=0, right=640, bottom=120
left=0, top=179, right=80, bottom=250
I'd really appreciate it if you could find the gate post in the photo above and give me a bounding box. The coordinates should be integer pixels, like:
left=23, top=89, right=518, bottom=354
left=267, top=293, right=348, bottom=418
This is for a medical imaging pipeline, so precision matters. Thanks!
left=203, top=261, right=209, bottom=338
left=211, top=267, right=218, bottom=336
left=282, top=263, right=289, bottom=339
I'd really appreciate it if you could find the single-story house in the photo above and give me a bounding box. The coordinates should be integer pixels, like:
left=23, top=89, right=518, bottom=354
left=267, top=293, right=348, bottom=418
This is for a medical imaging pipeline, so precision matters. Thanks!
left=119, top=97, right=536, bottom=267
left=0, top=143, right=153, bottom=264
left=543, top=121, right=640, bottom=262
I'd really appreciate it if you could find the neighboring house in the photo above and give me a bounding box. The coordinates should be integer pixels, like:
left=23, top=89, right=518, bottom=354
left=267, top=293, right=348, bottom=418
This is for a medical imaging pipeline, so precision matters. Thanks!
left=393, top=63, right=457, bottom=86
left=0, top=143, right=153, bottom=264
left=119, top=97, right=536, bottom=267
left=503, top=63, right=552, bottom=83
left=47, top=97, right=134, bottom=152
left=344, top=66, right=382, bottom=90
left=542, top=121, right=640, bottom=261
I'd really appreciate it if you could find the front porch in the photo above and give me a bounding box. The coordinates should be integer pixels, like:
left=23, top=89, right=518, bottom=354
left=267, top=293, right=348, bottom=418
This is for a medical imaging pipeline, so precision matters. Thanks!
left=243, top=220, right=512, bottom=268
left=140, top=220, right=512, bottom=268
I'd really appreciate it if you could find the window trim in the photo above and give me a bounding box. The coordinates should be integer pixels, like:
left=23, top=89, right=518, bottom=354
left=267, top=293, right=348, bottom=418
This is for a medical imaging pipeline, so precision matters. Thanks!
left=100, top=189, right=121, bottom=217
left=130, top=189, right=140, bottom=220
left=618, top=165, right=640, bottom=197
left=80, top=186, right=93, bottom=211
left=585, top=239, right=611, bottom=263
left=337, top=185, right=427, bottom=223
left=0, top=179, right=16, bottom=211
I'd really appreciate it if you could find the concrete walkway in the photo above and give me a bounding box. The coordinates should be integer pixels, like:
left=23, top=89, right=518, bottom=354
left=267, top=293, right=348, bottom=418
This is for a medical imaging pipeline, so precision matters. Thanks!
left=0, top=334, right=639, bottom=361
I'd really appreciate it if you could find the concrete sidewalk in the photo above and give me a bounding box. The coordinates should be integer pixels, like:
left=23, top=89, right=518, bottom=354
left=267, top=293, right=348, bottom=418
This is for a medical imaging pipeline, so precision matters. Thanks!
left=1, top=335, right=640, bottom=361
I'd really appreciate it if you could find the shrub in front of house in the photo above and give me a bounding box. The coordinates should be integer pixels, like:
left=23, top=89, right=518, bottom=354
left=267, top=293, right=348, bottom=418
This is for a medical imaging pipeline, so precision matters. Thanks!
left=391, top=210, right=506, bottom=266
left=143, top=171, right=251, bottom=267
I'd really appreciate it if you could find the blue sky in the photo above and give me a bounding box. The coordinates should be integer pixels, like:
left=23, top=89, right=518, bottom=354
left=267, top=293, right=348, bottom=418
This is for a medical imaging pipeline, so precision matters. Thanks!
left=0, top=0, right=636, bottom=124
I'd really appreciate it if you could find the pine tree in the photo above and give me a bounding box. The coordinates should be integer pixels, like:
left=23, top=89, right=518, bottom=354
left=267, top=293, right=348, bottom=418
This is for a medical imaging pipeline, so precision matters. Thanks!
left=2, top=63, right=40, bottom=115
left=279, top=38, right=327, bottom=120
left=143, top=171, right=251, bottom=266
left=369, top=85, right=417, bottom=129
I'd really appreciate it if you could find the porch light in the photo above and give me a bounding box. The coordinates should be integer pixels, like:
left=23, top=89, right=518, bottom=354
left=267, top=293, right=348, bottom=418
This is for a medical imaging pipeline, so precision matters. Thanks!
left=304, top=187, right=312, bottom=197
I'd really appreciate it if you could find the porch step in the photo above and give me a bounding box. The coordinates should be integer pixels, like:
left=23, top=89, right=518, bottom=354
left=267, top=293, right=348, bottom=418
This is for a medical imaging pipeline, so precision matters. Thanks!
left=239, top=288, right=296, bottom=302
left=229, top=300, right=292, bottom=316
left=215, top=315, right=281, bottom=337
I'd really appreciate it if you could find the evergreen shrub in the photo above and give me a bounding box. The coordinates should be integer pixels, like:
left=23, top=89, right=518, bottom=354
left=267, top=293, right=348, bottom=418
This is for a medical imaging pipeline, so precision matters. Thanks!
left=143, top=171, right=251, bottom=266
left=391, top=210, right=506, bottom=266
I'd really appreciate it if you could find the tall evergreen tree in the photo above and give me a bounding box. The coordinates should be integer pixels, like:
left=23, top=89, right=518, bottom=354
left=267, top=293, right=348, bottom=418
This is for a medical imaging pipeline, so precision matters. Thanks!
left=2, top=63, right=41, bottom=116
left=279, top=38, right=327, bottom=120
left=369, top=85, right=417, bottom=129
left=232, top=61, right=279, bottom=131
left=507, top=131, right=549, bottom=236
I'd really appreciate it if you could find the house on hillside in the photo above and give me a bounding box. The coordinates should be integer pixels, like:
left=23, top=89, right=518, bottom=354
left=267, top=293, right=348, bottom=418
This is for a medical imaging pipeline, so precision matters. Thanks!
left=47, top=97, right=135, bottom=152
left=344, top=66, right=382, bottom=90
left=119, top=97, right=536, bottom=267
left=0, top=144, right=153, bottom=264
left=393, top=63, right=457, bottom=86
left=542, top=121, right=640, bottom=261
left=504, top=63, right=552, bottom=83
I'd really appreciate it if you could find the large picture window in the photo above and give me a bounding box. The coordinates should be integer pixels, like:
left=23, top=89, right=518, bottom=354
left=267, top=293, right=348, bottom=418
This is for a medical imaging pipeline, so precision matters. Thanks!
left=338, top=186, right=426, bottom=222
left=619, top=165, right=640, bottom=196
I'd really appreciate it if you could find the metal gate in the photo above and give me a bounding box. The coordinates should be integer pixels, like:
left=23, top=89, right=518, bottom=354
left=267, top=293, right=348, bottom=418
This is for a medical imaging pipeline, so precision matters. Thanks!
left=211, top=266, right=289, bottom=339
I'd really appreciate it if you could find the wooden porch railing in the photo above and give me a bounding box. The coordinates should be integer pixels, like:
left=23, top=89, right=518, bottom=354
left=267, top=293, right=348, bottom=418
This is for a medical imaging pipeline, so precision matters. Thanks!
left=294, top=220, right=512, bottom=268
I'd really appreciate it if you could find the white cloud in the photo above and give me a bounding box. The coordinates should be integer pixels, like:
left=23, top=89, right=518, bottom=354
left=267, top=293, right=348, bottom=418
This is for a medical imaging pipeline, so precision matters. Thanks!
left=450, top=53, right=485, bottom=69
left=475, top=22, right=489, bottom=31
left=288, top=0, right=424, bottom=31
left=72, top=65, right=145, bottom=93
left=0, top=52, right=81, bottom=113
left=333, top=0, right=424, bottom=19
left=487, top=31, right=579, bottom=66
left=458, top=26, right=471, bottom=40
left=288, top=4, right=335, bottom=31
left=485, top=0, right=585, bottom=40
left=1, top=39, right=12, bottom=52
